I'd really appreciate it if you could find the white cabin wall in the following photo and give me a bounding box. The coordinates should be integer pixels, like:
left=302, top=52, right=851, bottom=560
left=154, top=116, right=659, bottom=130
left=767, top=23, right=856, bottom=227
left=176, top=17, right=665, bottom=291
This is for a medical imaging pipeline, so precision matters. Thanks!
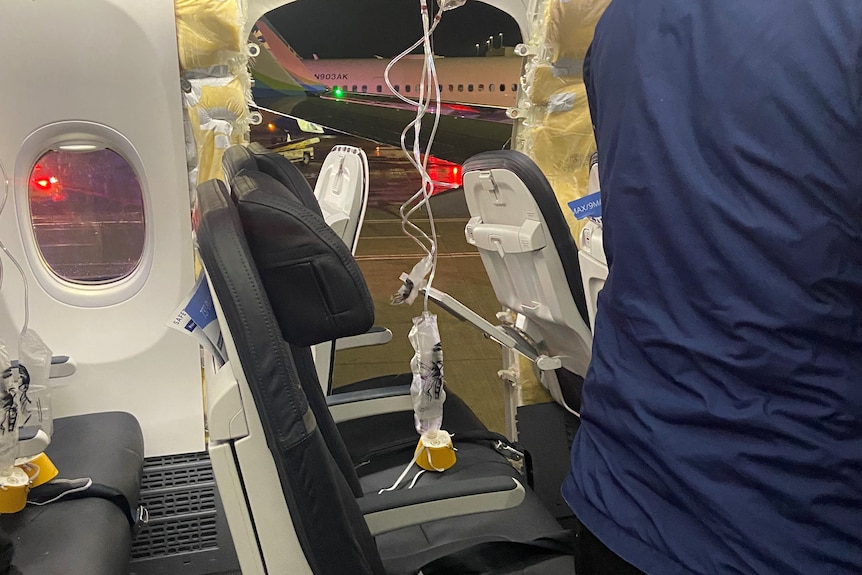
left=0, top=0, right=204, bottom=456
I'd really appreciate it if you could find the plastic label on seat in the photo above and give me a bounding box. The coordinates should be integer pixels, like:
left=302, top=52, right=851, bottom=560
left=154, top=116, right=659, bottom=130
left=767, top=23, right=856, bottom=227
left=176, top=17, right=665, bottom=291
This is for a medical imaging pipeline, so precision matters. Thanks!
left=568, top=191, right=601, bottom=220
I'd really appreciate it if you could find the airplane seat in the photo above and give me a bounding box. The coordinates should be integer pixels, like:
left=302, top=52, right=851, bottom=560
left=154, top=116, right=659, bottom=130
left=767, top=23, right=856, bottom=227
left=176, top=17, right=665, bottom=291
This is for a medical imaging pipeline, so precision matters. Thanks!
left=195, top=175, right=576, bottom=574
left=460, top=150, right=594, bottom=520
left=223, top=142, right=366, bottom=392
left=223, top=142, right=323, bottom=217
left=228, top=168, right=489, bottom=468
left=577, top=219, right=606, bottom=331
left=220, top=144, right=488, bottom=452
left=222, top=143, right=369, bottom=389
left=312, top=144, right=369, bottom=255
left=0, top=411, right=144, bottom=574
left=461, top=150, right=593, bottom=414
left=577, top=157, right=607, bottom=332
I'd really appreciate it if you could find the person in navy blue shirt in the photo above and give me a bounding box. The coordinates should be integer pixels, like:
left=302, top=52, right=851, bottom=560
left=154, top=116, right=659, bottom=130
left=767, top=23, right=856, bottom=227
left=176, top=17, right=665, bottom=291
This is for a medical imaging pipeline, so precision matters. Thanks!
left=562, top=2, right=862, bottom=574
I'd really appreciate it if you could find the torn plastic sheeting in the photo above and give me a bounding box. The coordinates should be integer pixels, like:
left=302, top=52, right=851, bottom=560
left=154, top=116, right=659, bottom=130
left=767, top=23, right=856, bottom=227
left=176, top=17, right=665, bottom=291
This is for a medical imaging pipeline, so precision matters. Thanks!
left=522, top=81, right=595, bottom=241
left=548, top=91, right=577, bottom=114
left=526, top=63, right=581, bottom=105
left=188, top=113, right=234, bottom=184
left=185, top=76, right=248, bottom=121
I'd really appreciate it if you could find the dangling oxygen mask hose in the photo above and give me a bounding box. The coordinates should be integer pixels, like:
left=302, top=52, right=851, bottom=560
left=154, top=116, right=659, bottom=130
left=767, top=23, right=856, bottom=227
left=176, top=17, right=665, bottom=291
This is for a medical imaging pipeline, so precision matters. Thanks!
left=380, top=0, right=467, bottom=493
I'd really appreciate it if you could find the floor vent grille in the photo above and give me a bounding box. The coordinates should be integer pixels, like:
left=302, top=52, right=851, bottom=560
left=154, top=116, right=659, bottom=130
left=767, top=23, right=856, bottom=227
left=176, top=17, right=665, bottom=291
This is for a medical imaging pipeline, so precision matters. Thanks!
left=132, top=452, right=220, bottom=560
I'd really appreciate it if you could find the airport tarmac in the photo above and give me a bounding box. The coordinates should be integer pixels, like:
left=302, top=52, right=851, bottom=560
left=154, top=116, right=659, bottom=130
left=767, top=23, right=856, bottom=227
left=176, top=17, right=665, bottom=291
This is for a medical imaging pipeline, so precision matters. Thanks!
left=277, top=133, right=509, bottom=434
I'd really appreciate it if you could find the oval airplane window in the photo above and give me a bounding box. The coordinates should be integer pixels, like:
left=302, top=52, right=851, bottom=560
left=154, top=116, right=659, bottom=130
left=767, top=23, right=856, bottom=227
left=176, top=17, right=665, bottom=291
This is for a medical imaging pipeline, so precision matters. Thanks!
left=27, top=148, right=145, bottom=284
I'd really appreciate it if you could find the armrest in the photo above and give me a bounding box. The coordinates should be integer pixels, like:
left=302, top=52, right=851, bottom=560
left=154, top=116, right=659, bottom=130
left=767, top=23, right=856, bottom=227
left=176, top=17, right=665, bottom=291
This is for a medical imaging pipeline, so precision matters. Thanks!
left=359, top=477, right=525, bottom=536
left=327, top=385, right=413, bottom=424
left=49, top=355, right=76, bottom=379
left=335, top=327, right=392, bottom=351
left=423, top=287, right=540, bottom=362
left=17, top=427, right=50, bottom=459
left=10, top=355, right=76, bottom=379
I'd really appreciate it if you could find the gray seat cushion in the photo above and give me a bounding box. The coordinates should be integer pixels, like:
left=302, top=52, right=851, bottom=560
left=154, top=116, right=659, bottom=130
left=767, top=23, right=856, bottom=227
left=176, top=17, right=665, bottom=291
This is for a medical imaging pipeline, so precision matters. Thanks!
left=41, top=412, right=144, bottom=511
left=0, top=412, right=144, bottom=574
left=4, top=498, right=131, bottom=575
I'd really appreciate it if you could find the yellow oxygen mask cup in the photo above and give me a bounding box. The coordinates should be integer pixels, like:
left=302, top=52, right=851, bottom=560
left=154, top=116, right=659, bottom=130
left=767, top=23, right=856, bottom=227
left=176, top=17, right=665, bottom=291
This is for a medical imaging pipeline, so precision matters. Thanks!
left=415, top=429, right=456, bottom=472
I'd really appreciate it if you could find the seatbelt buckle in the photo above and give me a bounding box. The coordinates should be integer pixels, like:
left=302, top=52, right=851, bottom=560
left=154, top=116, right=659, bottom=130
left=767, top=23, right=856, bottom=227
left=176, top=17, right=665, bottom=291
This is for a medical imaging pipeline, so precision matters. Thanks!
left=494, top=440, right=524, bottom=462
left=133, top=505, right=149, bottom=537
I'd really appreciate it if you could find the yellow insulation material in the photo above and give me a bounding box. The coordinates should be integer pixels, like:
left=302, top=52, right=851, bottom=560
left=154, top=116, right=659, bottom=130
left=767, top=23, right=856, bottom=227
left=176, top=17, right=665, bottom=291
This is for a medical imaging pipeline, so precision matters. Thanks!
left=525, top=82, right=596, bottom=241
left=187, top=76, right=248, bottom=122
left=518, top=356, right=555, bottom=404
left=520, top=0, right=608, bottom=243
left=546, top=0, right=611, bottom=64
left=196, top=77, right=247, bottom=120
left=176, top=0, right=243, bottom=71
left=527, top=63, right=580, bottom=105
left=193, top=126, right=229, bottom=184
left=187, top=106, right=232, bottom=184
left=184, top=74, right=250, bottom=185
left=512, top=0, right=608, bottom=407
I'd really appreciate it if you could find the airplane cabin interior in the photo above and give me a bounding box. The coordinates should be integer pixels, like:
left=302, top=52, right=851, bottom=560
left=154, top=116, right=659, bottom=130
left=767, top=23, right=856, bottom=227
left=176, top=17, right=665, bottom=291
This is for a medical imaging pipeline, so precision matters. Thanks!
left=0, top=0, right=611, bottom=573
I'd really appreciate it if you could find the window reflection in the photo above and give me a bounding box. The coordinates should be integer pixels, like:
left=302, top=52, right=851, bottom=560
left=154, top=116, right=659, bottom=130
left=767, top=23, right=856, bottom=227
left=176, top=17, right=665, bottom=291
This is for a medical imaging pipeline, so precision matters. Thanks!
left=28, top=149, right=145, bottom=284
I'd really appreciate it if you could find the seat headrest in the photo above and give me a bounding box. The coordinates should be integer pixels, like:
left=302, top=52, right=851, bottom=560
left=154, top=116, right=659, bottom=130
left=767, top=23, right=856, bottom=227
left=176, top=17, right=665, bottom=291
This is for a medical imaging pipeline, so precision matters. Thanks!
left=223, top=143, right=324, bottom=218
left=231, top=170, right=374, bottom=347
left=222, top=145, right=258, bottom=184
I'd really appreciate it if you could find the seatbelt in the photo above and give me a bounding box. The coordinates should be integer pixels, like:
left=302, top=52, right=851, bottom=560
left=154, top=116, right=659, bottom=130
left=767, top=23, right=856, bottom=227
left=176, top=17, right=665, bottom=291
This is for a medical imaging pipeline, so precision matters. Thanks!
left=27, top=479, right=147, bottom=533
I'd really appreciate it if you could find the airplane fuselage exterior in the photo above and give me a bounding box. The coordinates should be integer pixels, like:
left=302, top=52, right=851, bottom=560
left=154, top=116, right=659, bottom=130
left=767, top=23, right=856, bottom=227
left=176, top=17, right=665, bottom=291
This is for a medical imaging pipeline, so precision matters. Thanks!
left=303, top=56, right=521, bottom=108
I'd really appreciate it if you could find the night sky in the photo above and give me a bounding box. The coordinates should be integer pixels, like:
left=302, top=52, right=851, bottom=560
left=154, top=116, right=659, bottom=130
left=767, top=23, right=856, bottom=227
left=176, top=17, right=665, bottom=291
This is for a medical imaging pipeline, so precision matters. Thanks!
left=266, top=0, right=522, bottom=59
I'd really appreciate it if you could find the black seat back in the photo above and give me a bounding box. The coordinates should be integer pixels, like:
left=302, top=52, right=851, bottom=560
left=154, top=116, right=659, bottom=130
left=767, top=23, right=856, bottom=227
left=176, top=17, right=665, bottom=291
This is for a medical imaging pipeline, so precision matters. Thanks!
left=195, top=178, right=384, bottom=575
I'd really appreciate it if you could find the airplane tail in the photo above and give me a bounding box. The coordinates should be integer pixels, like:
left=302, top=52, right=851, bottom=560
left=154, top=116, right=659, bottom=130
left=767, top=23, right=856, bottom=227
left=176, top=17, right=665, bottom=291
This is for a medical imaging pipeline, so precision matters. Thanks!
left=250, top=18, right=325, bottom=95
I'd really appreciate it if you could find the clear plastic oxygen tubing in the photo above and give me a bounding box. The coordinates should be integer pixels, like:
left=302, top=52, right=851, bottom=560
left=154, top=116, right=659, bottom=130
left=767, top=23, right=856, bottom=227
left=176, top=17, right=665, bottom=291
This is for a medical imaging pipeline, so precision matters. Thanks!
left=378, top=1, right=463, bottom=494
left=385, top=0, right=458, bottom=311
left=0, top=160, right=30, bottom=336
